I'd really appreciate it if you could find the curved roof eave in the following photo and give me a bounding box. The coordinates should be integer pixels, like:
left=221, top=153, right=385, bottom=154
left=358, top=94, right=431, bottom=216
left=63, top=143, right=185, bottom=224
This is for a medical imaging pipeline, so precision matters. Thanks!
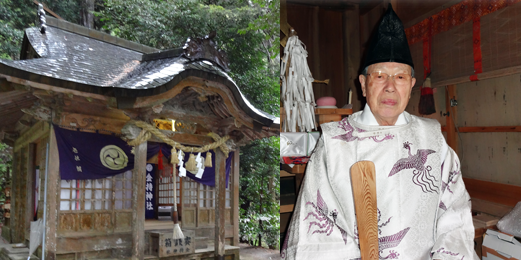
left=0, top=24, right=279, bottom=130
left=0, top=60, right=279, bottom=129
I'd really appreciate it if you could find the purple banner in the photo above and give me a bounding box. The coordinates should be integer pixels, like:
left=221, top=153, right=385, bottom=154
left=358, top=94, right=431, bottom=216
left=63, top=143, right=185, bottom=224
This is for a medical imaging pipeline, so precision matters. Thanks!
left=54, top=125, right=138, bottom=180
left=54, top=125, right=232, bottom=186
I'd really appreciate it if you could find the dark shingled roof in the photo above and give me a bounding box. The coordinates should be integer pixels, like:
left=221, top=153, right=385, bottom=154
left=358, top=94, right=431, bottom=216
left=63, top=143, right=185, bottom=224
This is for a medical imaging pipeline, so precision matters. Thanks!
left=0, top=17, right=279, bottom=127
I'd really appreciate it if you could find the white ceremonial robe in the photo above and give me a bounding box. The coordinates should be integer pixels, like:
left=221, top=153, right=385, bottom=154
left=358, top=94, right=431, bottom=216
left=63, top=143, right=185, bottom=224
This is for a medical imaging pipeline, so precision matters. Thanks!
left=282, top=106, right=478, bottom=260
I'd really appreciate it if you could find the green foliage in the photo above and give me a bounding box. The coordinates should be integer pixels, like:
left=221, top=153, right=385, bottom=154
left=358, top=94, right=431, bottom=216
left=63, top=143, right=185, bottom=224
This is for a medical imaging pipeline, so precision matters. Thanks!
left=42, top=0, right=82, bottom=24
left=0, top=21, right=23, bottom=60
left=237, top=0, right=280, bottom=62
left=0, top=0, right=83, bottom=60
left=0, top=143, right=13, bottom=200
left=0, top=0, right=33, bottom=60
left=239, top=136, right=280, bottom=248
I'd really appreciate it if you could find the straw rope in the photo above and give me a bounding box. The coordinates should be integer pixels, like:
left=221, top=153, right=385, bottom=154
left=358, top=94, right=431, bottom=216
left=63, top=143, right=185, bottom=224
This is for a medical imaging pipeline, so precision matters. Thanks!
left=126, top=120, right=230, bottom=157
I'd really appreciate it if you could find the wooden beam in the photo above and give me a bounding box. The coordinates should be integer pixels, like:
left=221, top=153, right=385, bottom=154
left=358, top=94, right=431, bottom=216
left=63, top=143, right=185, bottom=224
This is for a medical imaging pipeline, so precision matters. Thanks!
left=33, top=0, right=64, bottom=20
left=9, top=150, right=19, bottom=243
left=214, top=149, right=226, bottom=260
left=25, top=144, right=36, bottom=239
left=312, top=6, right=321, bottom=84
left=1, top=74, right=109, bottom=102
left=45, top=125, right=59, bottom=259
left=132, top=141, right=147, bottom=260
left=458, top=126, right=521, bottom=133
left=280, top=204, right=294, bottom=214
left=0, top=78, right=14, bottom=92
left=59, top=112, right=128, bottom=134
left=280, top=0, right=289, bottom=36
left=402, top=0, right=463, bottom=28
left=445, top=85, right=458, bottom=155
left=432, top=64, right=521, bottom=88
left=14, top=120, right=50, bottom=152
left=232, top=149, right=240, bottom=246
left=343, top=6, right=361, bottom=111
left=121, top=123, right=215, bottom=146
left=464, top=177, right=521, bottom=208
left=471, top=198, right=513, bottom=218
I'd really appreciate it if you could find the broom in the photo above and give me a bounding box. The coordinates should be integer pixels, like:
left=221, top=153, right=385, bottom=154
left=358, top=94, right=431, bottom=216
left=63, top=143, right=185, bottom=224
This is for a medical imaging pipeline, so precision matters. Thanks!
left=419, top=75, right=436, bottom=115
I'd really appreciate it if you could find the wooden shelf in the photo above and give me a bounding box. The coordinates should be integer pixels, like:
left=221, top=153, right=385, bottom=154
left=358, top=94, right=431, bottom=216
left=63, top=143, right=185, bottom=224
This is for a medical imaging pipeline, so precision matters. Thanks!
left=281, top=164, right=306, bottom=174
left=280, top=204, right=295, bottom=213
left=280, top=107, right=353, bottom=116
left=280, top=169, right=294, bottom=177
left=314, top=108, right=352, bottom=115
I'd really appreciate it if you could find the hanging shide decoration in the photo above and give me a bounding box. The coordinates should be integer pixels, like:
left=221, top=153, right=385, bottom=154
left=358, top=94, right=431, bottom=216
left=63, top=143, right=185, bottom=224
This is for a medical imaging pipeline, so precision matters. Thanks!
left=126, top=120, right=231, bottom=240
left=281, top=34, right=317, bottom=132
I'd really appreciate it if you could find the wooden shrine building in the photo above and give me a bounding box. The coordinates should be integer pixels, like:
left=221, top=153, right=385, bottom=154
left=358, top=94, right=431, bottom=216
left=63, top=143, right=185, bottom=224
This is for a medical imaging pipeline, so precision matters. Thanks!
left=0, top=10, right=279, bottom=260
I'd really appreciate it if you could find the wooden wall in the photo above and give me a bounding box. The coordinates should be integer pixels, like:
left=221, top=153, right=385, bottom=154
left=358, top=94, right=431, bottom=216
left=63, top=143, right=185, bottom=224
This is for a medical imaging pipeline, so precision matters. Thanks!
left=404, top=2, right=521, bottom=187
left=286, top=4, right=363, bottom=112
left=456, top=75, right=521, bottom=185
left=284, top=1, right=458, bottom=113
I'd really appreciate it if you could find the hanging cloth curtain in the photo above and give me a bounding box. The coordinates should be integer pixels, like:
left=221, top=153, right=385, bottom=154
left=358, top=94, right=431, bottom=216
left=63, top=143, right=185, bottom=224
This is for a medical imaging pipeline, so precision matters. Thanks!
left=281, top=35, right=317, bottom=132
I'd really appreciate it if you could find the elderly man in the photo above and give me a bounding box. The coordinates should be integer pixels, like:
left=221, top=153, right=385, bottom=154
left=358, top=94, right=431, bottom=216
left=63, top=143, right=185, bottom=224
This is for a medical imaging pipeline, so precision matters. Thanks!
left=281, top=4, right=478, bottom=260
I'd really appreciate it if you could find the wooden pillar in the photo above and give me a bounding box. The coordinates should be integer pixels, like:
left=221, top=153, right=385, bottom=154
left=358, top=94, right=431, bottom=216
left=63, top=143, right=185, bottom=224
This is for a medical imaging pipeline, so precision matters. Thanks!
left=312, top=6, right=321, bottom=86
left=25, top=143, right=36, bottom=239
left=9, top=150, right=18, bottom=243
left=132, top=141, right=147, bottom=260
left=45, top=126, right=59, bottom=259
left=445, top=85, right=458, bottom=155
left=343, top=6, right=362, bottom=111
left=232, top=149, right=240, bottom=246
left=214, top=149, right=226, bottom=260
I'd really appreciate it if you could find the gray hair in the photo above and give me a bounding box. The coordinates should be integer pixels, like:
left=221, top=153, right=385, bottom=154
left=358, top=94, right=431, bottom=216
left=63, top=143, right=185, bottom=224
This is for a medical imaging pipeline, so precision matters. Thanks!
left=362, top=65, right=415, bottom=78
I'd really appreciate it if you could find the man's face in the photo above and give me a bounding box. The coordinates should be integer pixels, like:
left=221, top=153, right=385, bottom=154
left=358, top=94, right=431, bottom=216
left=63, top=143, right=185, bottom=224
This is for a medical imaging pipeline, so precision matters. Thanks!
left=359, top=62, right=416, bottom=126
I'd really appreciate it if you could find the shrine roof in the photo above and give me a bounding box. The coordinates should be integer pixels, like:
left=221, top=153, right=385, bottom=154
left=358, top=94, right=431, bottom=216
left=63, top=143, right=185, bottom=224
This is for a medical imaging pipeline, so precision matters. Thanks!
left=0, top=16, right=278, bottom=128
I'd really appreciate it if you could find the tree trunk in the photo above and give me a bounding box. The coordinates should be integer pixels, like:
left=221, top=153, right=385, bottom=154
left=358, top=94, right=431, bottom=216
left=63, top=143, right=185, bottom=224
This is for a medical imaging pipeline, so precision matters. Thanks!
left=81, top=0, right=95, bottom=29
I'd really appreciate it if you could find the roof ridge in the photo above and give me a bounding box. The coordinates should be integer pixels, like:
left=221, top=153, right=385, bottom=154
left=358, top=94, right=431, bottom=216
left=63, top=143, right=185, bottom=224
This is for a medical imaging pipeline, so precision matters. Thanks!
left=45, top=16, right=159, bottom=54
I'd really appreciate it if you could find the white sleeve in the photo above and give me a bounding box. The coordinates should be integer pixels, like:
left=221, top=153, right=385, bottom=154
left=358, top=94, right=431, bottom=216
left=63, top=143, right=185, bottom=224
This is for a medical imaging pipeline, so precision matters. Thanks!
left=431, top=146, right=479, bottom=260
left=281, top=137, right=359, bottom=260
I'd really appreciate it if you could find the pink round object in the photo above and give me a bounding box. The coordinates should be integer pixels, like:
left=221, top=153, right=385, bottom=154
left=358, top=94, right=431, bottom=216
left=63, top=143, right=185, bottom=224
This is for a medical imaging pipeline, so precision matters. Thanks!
left=316, top=96, right=336, bottom=106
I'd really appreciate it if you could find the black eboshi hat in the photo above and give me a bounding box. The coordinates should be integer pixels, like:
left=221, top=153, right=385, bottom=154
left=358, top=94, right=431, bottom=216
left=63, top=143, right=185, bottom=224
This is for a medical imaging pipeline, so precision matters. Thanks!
left=363, top=4, right=414, bottom=70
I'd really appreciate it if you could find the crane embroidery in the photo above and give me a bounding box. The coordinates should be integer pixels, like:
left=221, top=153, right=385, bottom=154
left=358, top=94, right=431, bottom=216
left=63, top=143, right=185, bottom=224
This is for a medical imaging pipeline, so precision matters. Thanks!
left=389, top=142, right=439, bottom=193
left=304, top=190, right=348, bottom=244
left=333, top=118, right=394, bottom=143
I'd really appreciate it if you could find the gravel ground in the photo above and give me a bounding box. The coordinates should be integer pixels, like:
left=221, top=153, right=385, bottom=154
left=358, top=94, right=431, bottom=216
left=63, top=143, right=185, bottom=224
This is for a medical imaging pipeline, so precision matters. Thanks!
left=239, top=243, right=280, bottom=260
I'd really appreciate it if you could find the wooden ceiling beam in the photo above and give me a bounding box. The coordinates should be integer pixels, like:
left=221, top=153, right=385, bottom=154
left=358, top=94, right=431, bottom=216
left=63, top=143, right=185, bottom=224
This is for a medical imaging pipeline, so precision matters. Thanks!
left=134, top=76, right=254, bottom=131
left=0, top=74, right=111, bottom=102
left=121, top=123, right=215, bottom=146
